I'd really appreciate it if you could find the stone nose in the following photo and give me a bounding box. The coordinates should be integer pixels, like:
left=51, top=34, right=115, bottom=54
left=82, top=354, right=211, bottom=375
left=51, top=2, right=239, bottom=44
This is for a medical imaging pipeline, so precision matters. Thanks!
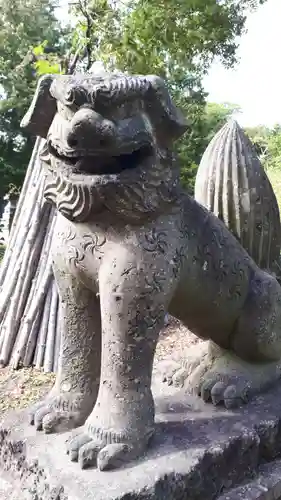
left=66, top=107, right=116, bottom=150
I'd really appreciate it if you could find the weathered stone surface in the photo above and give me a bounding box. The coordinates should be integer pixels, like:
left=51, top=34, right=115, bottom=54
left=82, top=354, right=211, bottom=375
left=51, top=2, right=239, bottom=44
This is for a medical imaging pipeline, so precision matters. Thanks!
left=0, top=476, right=13, bottom=499
left=19, top=69, right=281, bottom=473
left=218, top=460, right=281, bottom=499
left=195, top=119, right=281, bottom=272
left=2, top=372, right=281, bottom=499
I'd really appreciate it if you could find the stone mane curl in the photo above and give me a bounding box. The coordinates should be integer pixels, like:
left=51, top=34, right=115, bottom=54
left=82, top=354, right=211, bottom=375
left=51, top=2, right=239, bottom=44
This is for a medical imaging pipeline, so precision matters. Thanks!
left=42, top=144, right=181, bottom=223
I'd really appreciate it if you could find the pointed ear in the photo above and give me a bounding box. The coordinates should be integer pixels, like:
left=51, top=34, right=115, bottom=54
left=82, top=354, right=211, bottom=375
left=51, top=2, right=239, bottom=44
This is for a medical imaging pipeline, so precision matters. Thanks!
left=143, top=75, right=189, bottom=143
left=21, top=75, right=57, bottom=138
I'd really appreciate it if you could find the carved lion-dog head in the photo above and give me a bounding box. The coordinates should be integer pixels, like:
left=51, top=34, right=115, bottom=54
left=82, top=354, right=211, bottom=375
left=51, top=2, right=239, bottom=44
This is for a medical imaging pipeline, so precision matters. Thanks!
left=21, top=71, right=187, bottom=223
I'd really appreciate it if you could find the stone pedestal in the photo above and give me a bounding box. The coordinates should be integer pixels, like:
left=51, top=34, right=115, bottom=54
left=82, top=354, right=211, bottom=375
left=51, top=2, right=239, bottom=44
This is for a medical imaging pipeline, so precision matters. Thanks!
left=2, top=366, right=281, bottom=500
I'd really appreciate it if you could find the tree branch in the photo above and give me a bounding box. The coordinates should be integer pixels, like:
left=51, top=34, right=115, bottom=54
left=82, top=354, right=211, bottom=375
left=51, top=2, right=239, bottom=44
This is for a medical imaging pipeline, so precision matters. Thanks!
left=78, top=0, right=93, bottom=71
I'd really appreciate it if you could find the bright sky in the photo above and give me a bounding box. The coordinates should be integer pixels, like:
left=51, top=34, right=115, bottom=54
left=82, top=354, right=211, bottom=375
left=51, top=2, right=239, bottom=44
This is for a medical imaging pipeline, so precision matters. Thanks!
left=57, top=0, right=280, bottom=128
left=203, top=0, right=281, bottom=127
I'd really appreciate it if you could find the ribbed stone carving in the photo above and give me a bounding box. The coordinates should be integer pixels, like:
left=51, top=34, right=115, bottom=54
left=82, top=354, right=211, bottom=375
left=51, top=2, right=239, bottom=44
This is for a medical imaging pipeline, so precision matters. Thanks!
left=195, top=119, right=281, bottom=271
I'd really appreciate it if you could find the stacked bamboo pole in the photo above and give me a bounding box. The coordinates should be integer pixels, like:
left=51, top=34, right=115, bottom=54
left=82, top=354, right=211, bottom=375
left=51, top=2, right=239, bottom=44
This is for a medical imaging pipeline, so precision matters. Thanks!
left=0, top=138, right=60, bottom=372
left=0, top=49, right=86, bottom=372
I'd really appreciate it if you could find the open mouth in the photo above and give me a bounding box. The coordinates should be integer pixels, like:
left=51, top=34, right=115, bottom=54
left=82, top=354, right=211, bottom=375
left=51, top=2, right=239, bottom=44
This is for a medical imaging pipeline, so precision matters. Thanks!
left=47, top=143, right=153, bottom=176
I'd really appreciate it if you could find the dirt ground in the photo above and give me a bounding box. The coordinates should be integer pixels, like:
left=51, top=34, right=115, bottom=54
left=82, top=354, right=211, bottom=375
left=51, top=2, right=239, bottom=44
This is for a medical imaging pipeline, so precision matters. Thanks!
left=0, top=316, right=201, bottom=415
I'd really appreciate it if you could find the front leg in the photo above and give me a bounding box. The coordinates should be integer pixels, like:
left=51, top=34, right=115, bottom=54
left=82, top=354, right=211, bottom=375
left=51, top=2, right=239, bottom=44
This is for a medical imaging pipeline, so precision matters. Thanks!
left=29, top=268, right=101, bottom=433
left=67, top=246, right=174, bottom=470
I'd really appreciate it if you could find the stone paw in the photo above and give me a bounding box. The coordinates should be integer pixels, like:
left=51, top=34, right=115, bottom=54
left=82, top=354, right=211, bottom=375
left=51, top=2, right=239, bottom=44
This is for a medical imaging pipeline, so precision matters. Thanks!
left=29, top=392, right=93, bottom=433
left=196, top=375, right=251, bottom=409
left=162, top=341, right=209, bottom=388
left=162, top=341, right=281, bottom=409
left=66, top=431, right=145, bottom=471
left=194, top=352, right=281, bottom=409
left=163, top=363, right=193, bottom=387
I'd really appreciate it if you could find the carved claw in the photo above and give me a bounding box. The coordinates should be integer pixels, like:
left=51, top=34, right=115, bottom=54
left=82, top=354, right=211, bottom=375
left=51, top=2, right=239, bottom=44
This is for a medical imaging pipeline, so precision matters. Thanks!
left=66, top=432, right=144, bottom=471
left=29, top=392, right=93, bottom=433
left=43, top=411, right=84, bottom=434
left=197, top=377, right=249, bottom=409
left=97, top=443, right=136, bottom=471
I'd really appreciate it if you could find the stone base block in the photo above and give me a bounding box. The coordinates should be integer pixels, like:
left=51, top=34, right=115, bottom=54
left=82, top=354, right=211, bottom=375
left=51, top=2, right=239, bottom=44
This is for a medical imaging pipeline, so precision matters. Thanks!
left=1, top=367, right=281, bottom=499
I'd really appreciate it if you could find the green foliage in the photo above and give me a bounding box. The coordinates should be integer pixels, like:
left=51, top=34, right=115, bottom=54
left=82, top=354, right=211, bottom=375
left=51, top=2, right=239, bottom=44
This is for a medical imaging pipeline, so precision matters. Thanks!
left=72, top=0, right=267, bottom=75
left=179, top=101, right=240, bottom=191
left=245, top=125, right=270, bottom=159
left=246, top=125, right=281, bottom=172
left=263, top=126, right=281, bottom=171
left=0, top=0, right=70, bottom=202
left=0, top=0, right=268, bottom=200
left=203, top=102, right=241, bottom=143
left=32, top=42, right=61, bottom=75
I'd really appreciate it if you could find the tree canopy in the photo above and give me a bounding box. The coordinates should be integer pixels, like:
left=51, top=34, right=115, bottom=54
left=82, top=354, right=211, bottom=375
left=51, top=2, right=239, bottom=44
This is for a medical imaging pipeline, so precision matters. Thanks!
left=72, top=0, right=267, bottom=75
left=0, top=0, right=70, bottom=208
left=246, top=125, right=281, bottom=171
left=0, top=0, right=268, bottom=207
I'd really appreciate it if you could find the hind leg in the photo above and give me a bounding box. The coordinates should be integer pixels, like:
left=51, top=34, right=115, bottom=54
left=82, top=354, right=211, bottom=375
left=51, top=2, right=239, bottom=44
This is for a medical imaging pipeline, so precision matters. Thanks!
left=163, top=272, right=281, bottom=408
left=231, top=272, right=281, bottom=363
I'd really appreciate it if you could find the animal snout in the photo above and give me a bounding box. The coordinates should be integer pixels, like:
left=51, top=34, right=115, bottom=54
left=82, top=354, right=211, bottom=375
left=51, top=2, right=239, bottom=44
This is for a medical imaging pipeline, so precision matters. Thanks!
left=66, top=107, right=116, bottom=150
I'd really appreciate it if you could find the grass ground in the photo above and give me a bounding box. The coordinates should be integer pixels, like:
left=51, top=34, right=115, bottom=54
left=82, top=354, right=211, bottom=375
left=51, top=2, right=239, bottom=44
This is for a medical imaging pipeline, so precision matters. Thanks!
left=0, top=367, right=54, bottom=414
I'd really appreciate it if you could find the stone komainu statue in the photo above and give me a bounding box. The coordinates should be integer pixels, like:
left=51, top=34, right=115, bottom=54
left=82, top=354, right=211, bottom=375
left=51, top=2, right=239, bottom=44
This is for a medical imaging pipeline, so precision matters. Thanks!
left=21, top=71, right=281, bottom=472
